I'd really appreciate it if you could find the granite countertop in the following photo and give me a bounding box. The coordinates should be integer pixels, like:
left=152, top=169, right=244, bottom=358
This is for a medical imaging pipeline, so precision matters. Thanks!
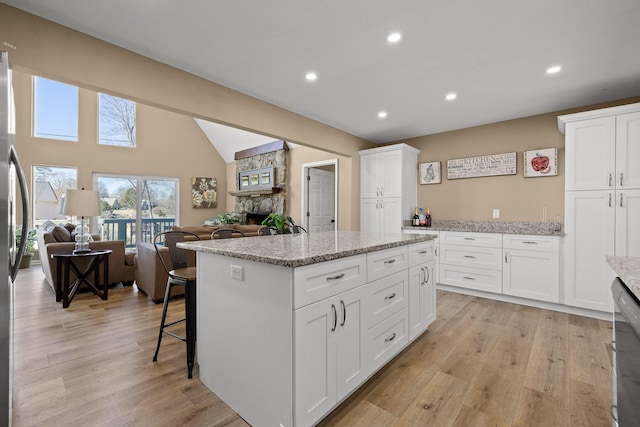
left=607, top=256, right=640, bottom=299
left=178, top=230, right=436, bottom=268
left=403, top=220, right=564, bottom=236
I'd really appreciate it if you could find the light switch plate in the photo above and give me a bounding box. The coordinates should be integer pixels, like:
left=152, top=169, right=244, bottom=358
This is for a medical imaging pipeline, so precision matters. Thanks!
left=492, top=209, right=500, bottom=219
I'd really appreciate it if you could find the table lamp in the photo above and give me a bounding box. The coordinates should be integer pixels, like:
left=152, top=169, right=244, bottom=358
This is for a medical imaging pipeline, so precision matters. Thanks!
left=62, top=188, right=101, bottom=254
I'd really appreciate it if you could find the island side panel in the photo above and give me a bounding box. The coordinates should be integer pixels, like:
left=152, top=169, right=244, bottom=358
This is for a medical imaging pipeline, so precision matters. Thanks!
left=197, top=252, right=294, bottom=427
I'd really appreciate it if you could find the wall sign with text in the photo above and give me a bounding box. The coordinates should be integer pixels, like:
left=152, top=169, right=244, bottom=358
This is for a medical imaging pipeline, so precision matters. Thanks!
left=447, top=152, right=516, bottom=179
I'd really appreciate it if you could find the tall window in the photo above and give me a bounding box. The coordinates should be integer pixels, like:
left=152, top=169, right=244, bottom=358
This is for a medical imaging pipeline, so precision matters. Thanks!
left=33, top=77, right=78, bottom=141
left=98, top=94, right=136, bottom=147
left=95, top=174, right=178, bottom=248
left=32, top=165, right=78, bottom=227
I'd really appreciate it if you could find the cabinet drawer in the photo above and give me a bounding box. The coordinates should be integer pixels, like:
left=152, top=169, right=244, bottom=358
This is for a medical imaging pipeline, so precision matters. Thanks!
left=367, top=270, right=408, bottom=328
left=408, top=241, right=435, bottom=267
left=439, top=264, right=502, bottom=294
left=439, top=231, right=502, bottom=248
left=439, top=244, right=502, bottom=270
left=367, top=307, right=409, bottom=373
left=367, top=246, right=408, bottom=282
left=294, top=254, right=367, bottom=308
left=502, top=234, right=559, bottom=252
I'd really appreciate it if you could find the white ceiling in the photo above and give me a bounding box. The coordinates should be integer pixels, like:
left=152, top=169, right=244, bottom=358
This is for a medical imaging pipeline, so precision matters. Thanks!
left=5, top=0, right=640, bottom=144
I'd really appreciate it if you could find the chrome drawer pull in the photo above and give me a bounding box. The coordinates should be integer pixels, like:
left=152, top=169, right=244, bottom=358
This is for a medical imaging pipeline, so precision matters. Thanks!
left=385, top=333, right=397, bottom=342
left=464, top=237, right=475, bottom=240
left=522, top=241, right=538, bottom=245
left=463, top=276, right=476, bottom=280
left=384, top=293, right=396, bottom=300
left=418, top=250, right=428, bottom=254
left=331, top=304, right=337, bottom=332
left=384, top=259, right=396, bottom=265
left=340, top=300, right=346, bottom=327
left=464, top=255, right=476, bottom=259
left=326, top=273, right=345, bottom=281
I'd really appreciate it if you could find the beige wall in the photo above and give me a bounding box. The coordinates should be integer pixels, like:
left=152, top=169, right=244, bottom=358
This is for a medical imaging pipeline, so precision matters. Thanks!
left=396, top=96, right=640, bottom=222
left=12, top=70, right=229, bottom=226
left=0, top=4, right=371, bottom=229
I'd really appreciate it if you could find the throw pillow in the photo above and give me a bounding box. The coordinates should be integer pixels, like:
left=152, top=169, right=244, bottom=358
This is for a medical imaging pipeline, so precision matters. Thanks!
left=51, top=225, right=72, bottom=242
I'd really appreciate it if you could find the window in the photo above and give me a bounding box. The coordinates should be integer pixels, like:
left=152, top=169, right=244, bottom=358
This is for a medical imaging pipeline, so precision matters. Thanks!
left=98, top=94, right=136, bottom=146
left=95, top=174, right=178, bottom=248
left=32, top=165, right=78, bottom=227
left=33, top=77, right=79, bottom=141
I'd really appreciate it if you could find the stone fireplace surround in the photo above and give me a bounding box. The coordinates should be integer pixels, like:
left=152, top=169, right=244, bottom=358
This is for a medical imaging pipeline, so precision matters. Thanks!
left=232, top=141, right=287, bottom=224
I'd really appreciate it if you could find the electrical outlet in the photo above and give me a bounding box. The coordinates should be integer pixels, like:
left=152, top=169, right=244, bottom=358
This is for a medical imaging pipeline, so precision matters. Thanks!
left=492, top=209, right=500, bottom=219
left=230, top=265, right=244, bottom=281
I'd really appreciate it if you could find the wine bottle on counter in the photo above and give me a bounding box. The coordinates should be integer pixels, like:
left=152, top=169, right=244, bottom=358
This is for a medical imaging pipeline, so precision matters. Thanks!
left=413, top=208, right=420, bottom=226
left=418, top=208, right=426, bottom=226
left=426, top=208, right=432, bottom=227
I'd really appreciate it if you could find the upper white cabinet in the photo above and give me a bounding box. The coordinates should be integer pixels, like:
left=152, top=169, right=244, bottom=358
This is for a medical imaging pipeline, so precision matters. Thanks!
left=360, top=144, right=419, bottom=233
left=559, top=103, right=640, bottom=313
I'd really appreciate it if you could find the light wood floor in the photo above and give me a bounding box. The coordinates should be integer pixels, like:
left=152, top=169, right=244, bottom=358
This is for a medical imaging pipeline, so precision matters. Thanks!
left=12, top=266, right=613, bottom=426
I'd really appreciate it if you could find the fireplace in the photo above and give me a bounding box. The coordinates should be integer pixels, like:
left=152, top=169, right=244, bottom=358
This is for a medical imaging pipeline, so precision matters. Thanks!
left=244, top=212, right=269, bottom=225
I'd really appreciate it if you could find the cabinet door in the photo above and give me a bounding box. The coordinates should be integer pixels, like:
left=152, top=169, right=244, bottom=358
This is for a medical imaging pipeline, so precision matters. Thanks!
left=616, top=189, right=640, bottom=257
left=565, top=117, right=616, bottom=191
left=380, top=197, right=402, bottom=234
left=564, top=191, right=615, bottom=311
left=379, top=150, right=402, bottom=198
left=294, top=299, right=336, bottom=427
left=409, top=261, right=436, bottom=341
left=335, top=285, right=368, bottom=401
left=616, top=112, right=640, bottom=189
left=503, top=249, right=560, bottom=303
left=360, top=198, right=381, bottom=233
left=361, top=155, right=383, bottom=199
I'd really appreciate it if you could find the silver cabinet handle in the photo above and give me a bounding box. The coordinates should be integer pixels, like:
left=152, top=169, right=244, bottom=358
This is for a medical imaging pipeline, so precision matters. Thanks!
left=609, top=173, right=613, bottom=187
left=464, top=237, right=475, bottom=241
left=620, top=172, right=624, bottom=187
left=612, top=340, right=616, bottom=352
left=464, top=255, right=476, bottom=259
left=419, top=250, right=428, bottom=255
left=380, top=200, right=384, bottom=209
left=522, top=241, right=538, bottom=245
left=326, top=273, right=345, bottom=281
left=425, top=267, right=430, bottom=284
left=419, top=267, right=424, bottom=285
left=384, top=292, right=396, bottom=300
left=463, top=276, right=476, bottom=280
left=620, top=193, right=624, bottom=208
left=505, top=252, right=509, bottom=263
left=331, top=304, right=337, bottom=332
left=435, top=247, right=438, bottom=256
left=380, top=186, right=384, bottom=196
left=609, top=193, right=613, bottom=208
left=612, top=404, right=619, bottom=423
left=384, top=259, right=396, bottom=265
left=385, top=333, right=396, bottom=342
left=340, top=300, right=346, bottom=327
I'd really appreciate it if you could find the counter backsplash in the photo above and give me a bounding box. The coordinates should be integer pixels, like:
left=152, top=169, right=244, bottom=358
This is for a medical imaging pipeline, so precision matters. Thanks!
left=402, top=219, right=564, bottom=236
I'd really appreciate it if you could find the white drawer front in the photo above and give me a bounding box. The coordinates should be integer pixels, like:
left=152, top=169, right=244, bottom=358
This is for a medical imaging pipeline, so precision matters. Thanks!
left=367, top=270, right=408, bottom=328
left=408, top=241, right=435, bottom=267
left=502, top=234, right=559, bottom=252
left=439, top=244, right=502, bottom=270
left=367, top=307, right=409, bottom=373
left=439, top=264, right=502, bottom=294
left=367, top=246, right=409, bottom=282
left=294, top=254, right=367, bottom=308
left=439, top=231, right=502, bottom=248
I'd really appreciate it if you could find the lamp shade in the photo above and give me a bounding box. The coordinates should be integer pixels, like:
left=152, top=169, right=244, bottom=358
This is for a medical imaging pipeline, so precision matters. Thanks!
left=62, top=189, right=101, bottom=217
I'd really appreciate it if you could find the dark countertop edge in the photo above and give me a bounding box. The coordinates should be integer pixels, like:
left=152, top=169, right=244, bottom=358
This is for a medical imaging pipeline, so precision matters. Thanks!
left=180, top=234, right=436, bottom=268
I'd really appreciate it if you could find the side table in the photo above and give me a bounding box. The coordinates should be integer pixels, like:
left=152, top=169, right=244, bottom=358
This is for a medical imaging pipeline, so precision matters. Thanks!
left=52, top=249, right=112, bottom=308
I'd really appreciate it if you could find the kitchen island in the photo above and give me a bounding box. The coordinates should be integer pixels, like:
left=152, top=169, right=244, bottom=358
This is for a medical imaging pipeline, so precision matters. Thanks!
left=180, top=231, right=437, bottom=427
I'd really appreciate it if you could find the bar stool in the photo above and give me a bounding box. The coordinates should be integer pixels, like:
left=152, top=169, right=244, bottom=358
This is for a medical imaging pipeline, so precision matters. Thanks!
left=152, top=231, right=200, bottom=378
left=291, top=225, right=307, bottom=233
left=211, top=228, right=246, bottom=239
left=258, top=226, right=275, bottom=236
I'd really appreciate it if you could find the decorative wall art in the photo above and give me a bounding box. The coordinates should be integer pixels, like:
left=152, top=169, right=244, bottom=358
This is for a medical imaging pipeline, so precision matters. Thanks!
left=447, top=152, right=517, bottom=179
left=191, top=177, right=217, bottom=208
left=523, top=148, right=558, bottom=177
left=419, top=161, right=441, bottom=184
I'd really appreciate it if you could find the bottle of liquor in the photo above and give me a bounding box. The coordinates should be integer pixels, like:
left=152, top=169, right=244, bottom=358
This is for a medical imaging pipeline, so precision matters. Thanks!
left=426, top=208, right=432, bottom=227
left=418, top=208, right=426, bottom=226
left=413, top=208, right=420, bottom=226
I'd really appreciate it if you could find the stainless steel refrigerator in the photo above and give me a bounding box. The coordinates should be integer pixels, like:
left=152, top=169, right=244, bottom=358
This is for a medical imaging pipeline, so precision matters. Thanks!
left=1, top=50, right=30, bottom=425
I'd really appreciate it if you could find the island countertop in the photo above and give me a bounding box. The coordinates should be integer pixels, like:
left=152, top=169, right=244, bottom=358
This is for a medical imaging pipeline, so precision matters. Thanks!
left=178, top=230, right=436, bottom=268
left=607, top=256, right=640, bottom=299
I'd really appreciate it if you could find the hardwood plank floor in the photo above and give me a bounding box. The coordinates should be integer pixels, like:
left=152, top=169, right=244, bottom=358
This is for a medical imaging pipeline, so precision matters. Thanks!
left=12, top=266, right=613, bottom=426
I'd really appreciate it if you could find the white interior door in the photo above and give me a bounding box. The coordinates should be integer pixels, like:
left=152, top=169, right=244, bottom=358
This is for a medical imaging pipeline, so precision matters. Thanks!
left=308, top=167, right=335, bottom=232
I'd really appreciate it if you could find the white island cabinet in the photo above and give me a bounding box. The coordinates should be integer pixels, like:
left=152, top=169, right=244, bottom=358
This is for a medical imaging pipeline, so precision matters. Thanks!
left=183, top=231, right=436, bottom=427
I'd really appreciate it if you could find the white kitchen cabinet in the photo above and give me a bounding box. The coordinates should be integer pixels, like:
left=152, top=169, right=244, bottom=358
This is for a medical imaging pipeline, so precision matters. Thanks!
left=409, top=260, right=435, bottom=341
left=360, top=143, right=419, bottom=233
left=404, top=229, right=439, bottom=284
left=294, top=284, right=368, bottom=427
left=502, top=234, right=560, bottom=303
left=559, top=103, right=640, bottom=313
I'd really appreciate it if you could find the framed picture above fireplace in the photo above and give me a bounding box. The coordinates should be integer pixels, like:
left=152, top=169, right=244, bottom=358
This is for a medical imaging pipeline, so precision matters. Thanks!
left=238, top=167, right=274, bottom=190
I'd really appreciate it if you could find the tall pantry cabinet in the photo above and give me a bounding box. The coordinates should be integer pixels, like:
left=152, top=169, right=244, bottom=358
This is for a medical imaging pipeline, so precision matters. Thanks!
left=360, top=144, right=420, bottom=233
left=559, top=103, right=640, bottom=313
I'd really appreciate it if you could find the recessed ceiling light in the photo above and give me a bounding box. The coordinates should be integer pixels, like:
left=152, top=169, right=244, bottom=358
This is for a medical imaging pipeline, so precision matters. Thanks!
left=305, top=72, right=317, bottom=82
left=445, top=93, right=457, bottom=101
left=546, top=65, right=562, bottom=75
left=378, top=111, right=388, bottom=119
left=387, top=32, right=402, bottom=43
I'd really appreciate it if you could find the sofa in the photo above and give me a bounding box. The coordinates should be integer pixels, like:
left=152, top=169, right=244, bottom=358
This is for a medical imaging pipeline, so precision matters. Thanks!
left=36, top=221, right=136, bottom=296
left=134, top=224, right=263, bottom=303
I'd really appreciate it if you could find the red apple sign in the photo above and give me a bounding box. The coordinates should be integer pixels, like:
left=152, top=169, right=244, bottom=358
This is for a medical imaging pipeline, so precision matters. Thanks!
left=531, top=153, right=550, bottom=173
